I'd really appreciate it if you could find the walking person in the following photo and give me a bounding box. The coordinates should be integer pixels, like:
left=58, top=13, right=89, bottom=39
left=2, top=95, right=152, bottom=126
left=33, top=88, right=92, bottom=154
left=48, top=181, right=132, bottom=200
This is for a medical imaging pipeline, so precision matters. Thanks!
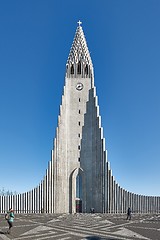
left=5, top=208, right=14, bottom=234
left=126, top=207, right=131, bottom=220
left=90, top=207, right=95, bottom=213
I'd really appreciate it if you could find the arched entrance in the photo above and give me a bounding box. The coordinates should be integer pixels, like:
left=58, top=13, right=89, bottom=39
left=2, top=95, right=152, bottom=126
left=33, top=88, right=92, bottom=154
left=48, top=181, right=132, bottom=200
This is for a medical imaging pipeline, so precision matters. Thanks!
left=69, top=167, right=86, bottom=213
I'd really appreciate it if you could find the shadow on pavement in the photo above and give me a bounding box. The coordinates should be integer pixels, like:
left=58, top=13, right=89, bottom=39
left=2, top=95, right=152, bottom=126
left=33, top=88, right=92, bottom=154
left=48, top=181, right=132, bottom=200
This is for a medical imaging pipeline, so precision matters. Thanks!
left=86, top=237, right=101, bottom=240
left=86, top=237, right=118, bottom=240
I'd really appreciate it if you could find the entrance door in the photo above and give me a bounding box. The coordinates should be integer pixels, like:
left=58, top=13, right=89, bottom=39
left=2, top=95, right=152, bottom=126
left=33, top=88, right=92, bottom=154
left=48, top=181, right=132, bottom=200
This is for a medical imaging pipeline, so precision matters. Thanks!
left=76, top=199, right=82, bottom=213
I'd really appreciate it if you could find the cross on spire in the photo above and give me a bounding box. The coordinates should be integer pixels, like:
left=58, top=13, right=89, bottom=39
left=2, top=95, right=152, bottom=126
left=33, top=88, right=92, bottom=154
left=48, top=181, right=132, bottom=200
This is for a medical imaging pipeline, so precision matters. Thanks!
left=77, top=20, right=82, bottom=26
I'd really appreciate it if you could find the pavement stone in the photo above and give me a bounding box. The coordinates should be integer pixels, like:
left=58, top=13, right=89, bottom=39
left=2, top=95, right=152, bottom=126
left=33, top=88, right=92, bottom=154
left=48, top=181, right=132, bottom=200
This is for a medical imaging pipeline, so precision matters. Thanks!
left=0, top=213, right=160, bottom=240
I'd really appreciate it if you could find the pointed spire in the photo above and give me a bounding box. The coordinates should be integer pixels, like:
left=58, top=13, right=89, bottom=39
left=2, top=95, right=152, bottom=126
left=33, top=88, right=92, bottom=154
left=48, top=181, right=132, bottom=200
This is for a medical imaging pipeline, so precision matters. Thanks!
left=66, top=22, right=94, bottom=79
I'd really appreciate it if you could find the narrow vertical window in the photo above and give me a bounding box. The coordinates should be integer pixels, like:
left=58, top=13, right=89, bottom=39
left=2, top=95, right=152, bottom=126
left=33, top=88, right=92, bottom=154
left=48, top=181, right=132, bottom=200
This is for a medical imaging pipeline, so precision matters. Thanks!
left=78, top=158, right=80, bottom=162
left=71, top=65, right=74, bottom=74
left=78, top=122, right=80, bottom=126
left=77, top=61, right=81, bottom=74
left=79, top=98, right=80, bottom=102
left=79, top=110, right=80, bottom=114
left=85, top=64, right=88, bottom=75
left=78, top=145, right=80, bottom=150
left=78, top=133, right=80, bottom=138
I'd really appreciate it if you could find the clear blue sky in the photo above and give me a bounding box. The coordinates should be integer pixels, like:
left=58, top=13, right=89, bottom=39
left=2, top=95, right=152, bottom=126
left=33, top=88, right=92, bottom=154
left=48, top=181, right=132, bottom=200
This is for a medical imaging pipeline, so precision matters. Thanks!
left=0, top=0, right=160, bottom=196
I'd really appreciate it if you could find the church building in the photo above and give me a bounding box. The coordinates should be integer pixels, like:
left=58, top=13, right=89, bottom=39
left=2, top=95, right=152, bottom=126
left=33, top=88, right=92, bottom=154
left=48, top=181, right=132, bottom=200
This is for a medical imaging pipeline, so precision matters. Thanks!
left=0, top=22, right=159, bottom=214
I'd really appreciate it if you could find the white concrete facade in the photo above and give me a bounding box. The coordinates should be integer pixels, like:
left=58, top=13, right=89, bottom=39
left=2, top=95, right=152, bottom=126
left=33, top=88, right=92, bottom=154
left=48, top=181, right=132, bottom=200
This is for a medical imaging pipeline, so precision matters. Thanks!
left=0, top=23, right=160, bottom=214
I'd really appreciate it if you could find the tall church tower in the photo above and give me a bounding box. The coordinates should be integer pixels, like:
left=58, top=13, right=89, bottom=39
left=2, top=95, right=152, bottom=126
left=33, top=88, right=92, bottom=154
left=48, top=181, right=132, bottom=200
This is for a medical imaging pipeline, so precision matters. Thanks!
left=52, top=21, right=107, bottom=213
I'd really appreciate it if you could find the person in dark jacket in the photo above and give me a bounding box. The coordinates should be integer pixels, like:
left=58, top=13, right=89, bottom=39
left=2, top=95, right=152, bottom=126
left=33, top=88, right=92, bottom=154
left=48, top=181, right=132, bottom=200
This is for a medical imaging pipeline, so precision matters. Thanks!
left=126, top=207, right=131, bottom=220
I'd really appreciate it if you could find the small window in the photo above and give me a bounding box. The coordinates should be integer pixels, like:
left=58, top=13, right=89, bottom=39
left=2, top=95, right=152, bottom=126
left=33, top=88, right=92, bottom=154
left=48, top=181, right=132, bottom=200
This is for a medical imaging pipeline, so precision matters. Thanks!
left=78, top=133, right=80, bottom=137
left=78, top=145, right=80, bottom=150
left=79, top=98, right=80, bottom=102
left=78, top=158, right=80, bottom=162
left=79, top=110, right=80, bottom=114
left=78, top=122, right=80, bottom=126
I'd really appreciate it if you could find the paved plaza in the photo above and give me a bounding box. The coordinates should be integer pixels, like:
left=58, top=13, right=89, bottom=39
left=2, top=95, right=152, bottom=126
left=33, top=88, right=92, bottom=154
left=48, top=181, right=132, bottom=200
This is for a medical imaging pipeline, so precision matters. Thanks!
left=0, top=213, right=160, bottom=240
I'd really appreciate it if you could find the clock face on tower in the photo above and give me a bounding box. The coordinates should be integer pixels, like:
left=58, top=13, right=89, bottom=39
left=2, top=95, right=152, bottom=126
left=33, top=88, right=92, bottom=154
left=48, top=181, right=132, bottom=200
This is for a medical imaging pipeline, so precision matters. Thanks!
left=76, top=82, right=83, bottom=91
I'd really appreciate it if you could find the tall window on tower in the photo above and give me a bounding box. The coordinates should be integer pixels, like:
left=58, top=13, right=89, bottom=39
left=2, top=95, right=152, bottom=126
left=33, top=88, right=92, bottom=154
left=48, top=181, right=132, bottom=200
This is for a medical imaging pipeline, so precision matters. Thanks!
left=71, top=64, right=74, bottom=74
left=85, top=64, right=88, bottom=75
left=76, top=174, right=82, bottom=199
left=77, top=61, right=81, bottom=74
